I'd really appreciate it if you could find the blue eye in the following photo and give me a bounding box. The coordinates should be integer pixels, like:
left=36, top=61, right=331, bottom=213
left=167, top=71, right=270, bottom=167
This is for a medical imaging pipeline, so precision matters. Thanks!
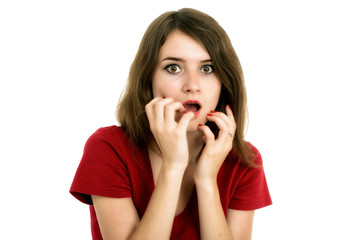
left=165, top=64, right=181, bottom=73
left=201, top=65, right=214, bottom=73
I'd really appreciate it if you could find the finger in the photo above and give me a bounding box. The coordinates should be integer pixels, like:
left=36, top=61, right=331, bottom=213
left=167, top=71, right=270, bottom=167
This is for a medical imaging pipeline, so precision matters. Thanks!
left=208, top=111, right=232, bottom=127
left=164, top=101, right=185, bottom=126
left=153, top=98, right=176, bottom=128
left=206, top=113, right=236, bottom=140
left=225, top=105, right=235, bottom=122
left=145, top=97, right=163, bottom=129
left=145, top=97, right=162, bottom=112
left=177, top=111, right=195, bottom=132
left=206, top=113, right=229, bottom=131
left=198, top=124, right=215, bottom=144
left=146, top=98, right=175, bottom=130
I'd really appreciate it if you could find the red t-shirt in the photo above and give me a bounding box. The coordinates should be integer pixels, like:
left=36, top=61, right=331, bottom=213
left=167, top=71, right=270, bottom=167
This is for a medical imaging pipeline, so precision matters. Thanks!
left=70, top=126, right=272, bottom=239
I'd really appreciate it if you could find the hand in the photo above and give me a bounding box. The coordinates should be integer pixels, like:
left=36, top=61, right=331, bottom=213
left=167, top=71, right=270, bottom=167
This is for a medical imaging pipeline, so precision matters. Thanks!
left=195, top=105, right=236, bottom=182
left=145, top=97, right=195, bottom=171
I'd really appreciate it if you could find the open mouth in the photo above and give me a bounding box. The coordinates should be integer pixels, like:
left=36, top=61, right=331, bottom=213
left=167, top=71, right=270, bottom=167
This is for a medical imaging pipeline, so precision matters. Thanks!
left=183, top=100, right=201, bottom=118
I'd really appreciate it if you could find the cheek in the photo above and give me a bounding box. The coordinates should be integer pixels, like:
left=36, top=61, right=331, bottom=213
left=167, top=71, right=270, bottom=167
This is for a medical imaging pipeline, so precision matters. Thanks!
left=152, top=69, right=165, bottom=97
left=151, top=78, right=165, bottom=98
left=152, top=83, right=161, bottom=98
left=212, top=81, right=222, bottom=105
left=153, top=80, right=179, bottom=98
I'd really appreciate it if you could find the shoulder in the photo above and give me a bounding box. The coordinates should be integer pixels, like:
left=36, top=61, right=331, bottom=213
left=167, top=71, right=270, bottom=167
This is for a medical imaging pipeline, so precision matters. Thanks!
left=227, top=143, right=272, bottom=210
left=227, top=142, right=263, bottom=167
left=70, top=126, right=137, bottom=203
left=89, top=125, right=127, bottom=142
left=81, top=125, right=139, bottom=166
left=247, top=142, right=263, bottom=166
left=86, top=125, right=131, bottom=149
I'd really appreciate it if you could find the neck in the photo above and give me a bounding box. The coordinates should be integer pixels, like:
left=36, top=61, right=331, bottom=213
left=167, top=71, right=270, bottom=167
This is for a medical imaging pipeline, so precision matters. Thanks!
left=148, top=130, right=204, bottom=165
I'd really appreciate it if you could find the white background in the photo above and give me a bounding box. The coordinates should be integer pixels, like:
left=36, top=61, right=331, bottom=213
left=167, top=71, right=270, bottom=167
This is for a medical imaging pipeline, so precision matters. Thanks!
left=1, top=0, right=359, bottom=239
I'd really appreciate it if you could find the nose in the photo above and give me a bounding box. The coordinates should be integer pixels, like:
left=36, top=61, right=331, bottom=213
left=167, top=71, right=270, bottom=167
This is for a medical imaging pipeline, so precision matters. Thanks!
left=182, top=71, right=201, bottom=93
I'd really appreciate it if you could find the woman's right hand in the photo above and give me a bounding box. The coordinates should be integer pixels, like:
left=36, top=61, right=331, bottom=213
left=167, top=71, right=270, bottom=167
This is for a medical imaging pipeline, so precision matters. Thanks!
left=145, top=97, right=195, bottom=172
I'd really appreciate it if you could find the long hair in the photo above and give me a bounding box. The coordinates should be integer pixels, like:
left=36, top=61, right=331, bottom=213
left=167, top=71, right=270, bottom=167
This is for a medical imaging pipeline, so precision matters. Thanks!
left=116, top=8, right=255, bottom=166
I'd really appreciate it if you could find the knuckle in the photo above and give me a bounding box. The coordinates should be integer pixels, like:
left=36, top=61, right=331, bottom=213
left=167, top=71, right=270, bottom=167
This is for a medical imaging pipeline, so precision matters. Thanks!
left=149, top=125, right=156, bottom=133
left=156, top=124, right=164, bottom=132
left=154, top=101, right=163, bottom=109
left=164, top=104, right=174, bottom=112
left=145, top=103, right=151, bottom=111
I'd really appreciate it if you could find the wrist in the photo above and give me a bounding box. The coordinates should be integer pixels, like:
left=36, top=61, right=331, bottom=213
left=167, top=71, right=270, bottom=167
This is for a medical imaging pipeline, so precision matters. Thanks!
left=161, top=161, right=187, bottom=177
left=193, top=165, right=218, bottom=187
left=194, top=175, right=218, bottom=190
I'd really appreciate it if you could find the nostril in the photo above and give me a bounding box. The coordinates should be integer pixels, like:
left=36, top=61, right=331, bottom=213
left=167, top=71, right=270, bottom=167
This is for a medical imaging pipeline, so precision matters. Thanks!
left=186, top=86, right=200, bottom=93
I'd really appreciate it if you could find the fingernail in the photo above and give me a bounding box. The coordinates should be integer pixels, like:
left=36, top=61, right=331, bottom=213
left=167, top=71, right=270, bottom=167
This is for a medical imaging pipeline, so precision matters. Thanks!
left=210, top=111, right=216, bottom=113
left=198, top=124, right=203, bottom=127
left=227, top=105, right=231, bottom=110
left=207, top=113, right=213, bottom=117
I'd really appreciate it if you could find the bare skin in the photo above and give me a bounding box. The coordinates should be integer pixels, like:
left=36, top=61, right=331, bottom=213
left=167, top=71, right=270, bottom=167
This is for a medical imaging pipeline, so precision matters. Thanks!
left=92, top=31, right=255, bottom=240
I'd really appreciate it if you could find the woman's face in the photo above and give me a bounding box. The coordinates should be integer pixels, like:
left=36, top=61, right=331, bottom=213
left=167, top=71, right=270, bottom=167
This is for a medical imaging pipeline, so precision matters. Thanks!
left=152, top=30, right=222, bottom=131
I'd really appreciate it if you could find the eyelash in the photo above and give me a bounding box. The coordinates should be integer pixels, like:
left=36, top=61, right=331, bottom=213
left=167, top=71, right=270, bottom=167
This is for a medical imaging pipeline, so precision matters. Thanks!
left=164, top=64, right=215, bottom=73
left=201, top=65, right=215, bottom=73
left=164, top=64, right=181, bottom=73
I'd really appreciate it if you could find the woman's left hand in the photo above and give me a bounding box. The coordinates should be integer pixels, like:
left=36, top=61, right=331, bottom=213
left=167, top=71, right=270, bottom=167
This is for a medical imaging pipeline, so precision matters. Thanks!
left=194, top=105, right=236, bottom=183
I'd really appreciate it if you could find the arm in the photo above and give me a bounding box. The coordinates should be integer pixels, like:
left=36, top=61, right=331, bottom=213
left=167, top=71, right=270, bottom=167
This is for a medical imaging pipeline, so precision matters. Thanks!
left=195, top=178, right=233, bottom=239
left=196, top=105, right=242, bottom=239
left=92, top=98, right=194, bottom=240
left=195, top=184, right=255, bottom=240
left=92, top=196, right=139, bottom=240
left=92, top=167, right=185, bottom=240
left=227, top=209, right=255, bottom=240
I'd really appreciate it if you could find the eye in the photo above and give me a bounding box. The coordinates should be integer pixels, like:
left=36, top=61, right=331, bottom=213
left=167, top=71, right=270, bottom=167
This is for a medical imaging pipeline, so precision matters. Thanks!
left=201, top=65, right=214, bottom=73
left=165, top=64, right=181, bottom=73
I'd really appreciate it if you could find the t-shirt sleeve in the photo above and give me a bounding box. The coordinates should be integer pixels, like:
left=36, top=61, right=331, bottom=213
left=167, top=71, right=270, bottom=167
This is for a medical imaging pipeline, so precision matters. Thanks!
left=229, top=145, right=272, bottom=210
left=70, top=127, right=132, bottom=205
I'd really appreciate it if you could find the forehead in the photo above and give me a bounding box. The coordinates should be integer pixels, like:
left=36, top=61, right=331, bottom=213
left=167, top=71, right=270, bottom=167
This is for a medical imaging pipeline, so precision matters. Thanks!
left=158, top=30, right=210, bottom=61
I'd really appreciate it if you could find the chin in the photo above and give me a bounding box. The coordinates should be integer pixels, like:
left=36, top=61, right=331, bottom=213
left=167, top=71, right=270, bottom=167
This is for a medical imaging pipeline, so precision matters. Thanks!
left=185, top=121, right=196, bottom=131
left=187, top=126, right=198, bottom=133
left=186, top=119, right=203, bottom=132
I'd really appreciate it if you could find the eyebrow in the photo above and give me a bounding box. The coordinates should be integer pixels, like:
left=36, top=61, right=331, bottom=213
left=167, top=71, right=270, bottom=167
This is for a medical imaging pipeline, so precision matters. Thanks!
left=161, top=57, right=212, bottom=63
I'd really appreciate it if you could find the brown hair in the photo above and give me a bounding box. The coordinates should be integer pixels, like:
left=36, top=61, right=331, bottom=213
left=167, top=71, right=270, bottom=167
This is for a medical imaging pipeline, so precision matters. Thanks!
left=116, top=8, right=255, bottom=166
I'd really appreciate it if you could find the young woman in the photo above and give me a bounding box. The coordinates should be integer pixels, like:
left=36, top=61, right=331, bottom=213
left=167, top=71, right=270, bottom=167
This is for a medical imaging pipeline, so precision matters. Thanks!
left=70, top=8, right=272, bottom=240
